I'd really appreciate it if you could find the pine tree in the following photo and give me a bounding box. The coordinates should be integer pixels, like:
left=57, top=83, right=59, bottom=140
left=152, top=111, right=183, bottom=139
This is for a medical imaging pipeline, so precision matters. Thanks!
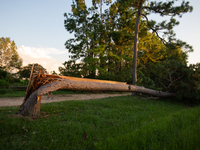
left=118, top=0, right=193, bottom=85
left=64, top=0, right=113, bottom=78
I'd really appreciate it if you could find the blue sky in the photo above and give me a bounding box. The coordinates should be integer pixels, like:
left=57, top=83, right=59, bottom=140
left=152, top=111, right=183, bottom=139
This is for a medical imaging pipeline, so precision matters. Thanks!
left=0, top=0, right=199, bottom=73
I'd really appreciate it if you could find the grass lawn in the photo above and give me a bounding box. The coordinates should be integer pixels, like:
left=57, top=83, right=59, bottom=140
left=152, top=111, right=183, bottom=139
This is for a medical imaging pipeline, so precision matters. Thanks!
left=0, top=90, right=86, bottom=98
left=0, top=90, right=123, bottom=98
left=0, top=95, right=200, bottom=149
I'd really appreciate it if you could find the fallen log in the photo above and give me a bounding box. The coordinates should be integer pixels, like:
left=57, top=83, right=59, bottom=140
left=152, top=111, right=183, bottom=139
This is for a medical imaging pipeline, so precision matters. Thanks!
left=17, top=72, right=176, bottom=117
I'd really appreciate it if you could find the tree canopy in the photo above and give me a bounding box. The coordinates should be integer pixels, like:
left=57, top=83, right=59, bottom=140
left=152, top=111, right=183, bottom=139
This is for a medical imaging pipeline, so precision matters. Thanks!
left=18, top=63, right=47, bottom=79
left=123, top=0, right=193, bottom=85
left=63, top=0, right=193, bottom=82
left=62, top=0, right=200, bottom=101
left=0, top=37, right=22, bottom=72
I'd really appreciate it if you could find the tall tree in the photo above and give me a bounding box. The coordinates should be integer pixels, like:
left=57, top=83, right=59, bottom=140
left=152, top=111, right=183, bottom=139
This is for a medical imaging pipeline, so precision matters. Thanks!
left=64, top=0, right=113, bottom=78
left=119, top=0, right=193, bottom=85
left=93, top=0, right=136, bottom=81
left=92, top=0, right=112, bottom=22
left=64, top=0, right=95, bottom=78
left=64, top=0, right=88, bottom=60
left=0, top=37, right=22, bottom=72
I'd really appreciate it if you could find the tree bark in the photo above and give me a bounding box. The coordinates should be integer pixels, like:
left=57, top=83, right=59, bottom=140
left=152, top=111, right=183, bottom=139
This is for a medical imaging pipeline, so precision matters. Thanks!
left=133, top=0, right=143, bottom=85
left=17, top=74, right=176, bottom=117
left=18, top=90, right=42, bottom=118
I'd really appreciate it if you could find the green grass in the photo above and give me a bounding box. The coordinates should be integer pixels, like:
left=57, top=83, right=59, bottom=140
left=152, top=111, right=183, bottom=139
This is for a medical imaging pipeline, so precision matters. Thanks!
left=0, top=95, right=200, bottom=150
left=0, top=90, right=26, bottom=97
left=0, top=90, right=85, bottom=97
left=0, top=89, right=125, bottom=97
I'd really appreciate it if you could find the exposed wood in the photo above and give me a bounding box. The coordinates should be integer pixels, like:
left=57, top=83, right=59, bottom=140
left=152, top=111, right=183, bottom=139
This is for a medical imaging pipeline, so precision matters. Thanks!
left=18, top=90, right=40, bottom=117
left=23, top=64, right=34, bottom=103
left=17, top=73, right=176, bottom=117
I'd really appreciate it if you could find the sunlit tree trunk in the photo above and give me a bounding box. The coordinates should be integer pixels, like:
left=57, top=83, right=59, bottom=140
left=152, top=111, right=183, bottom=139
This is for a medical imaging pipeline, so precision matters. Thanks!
left=133, top=0, right=143, bottom=86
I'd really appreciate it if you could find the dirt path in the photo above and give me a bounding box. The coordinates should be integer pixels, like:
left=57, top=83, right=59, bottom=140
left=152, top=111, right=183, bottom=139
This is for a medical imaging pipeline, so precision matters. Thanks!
left=0, top=93, right=132, bottom=107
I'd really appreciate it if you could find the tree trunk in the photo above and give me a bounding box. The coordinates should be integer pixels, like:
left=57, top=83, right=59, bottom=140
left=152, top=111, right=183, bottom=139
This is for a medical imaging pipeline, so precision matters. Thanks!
left=18, top=91, right=42, bottom=118
left=133, top=1, right=143, bottom=85
left=17, top=74, right=176, bottom=117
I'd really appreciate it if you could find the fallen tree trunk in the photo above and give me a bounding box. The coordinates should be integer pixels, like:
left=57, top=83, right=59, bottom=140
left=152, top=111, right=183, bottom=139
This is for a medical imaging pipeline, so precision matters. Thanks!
left=17, top=73, right=176, bottom=117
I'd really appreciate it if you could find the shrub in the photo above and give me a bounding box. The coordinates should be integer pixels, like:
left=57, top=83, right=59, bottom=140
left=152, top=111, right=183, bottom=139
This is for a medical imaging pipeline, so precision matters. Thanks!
left=0, top=79, right=9, bottom=86
left=0, top=88, right=7, bottom=94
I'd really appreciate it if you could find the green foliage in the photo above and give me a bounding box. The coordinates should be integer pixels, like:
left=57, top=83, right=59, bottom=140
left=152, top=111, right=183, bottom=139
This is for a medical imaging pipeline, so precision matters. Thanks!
left=59, top=60, right=83, bottom=77
left=0, top=37, right=22, bottom=71
left=19, top=80, right=29, bottom=85
left=51, top=70, right=57, bottom=75
left=137, top=59, right=200, bottom=102
left=63, top=0, right=137, bottom=79
left=18, top=63, right=47, bottom=79
left=0, top=96, right=199, bottom=149
left=0, top=79, right=9, bottom=86
left=0, top=68, right=17, bottom=94
left=148, top=0, right=193, bottom=17
left=64, top=0, right=101, bottom=78
left=0, top=68, right=9, bottom=94
left=143, top=0, right=193, bottom=42
left=0, top=67, right=8, bottom=79
left=124, top=0, right=193, bottom=84
left=0, top=67, right=19, bottom=86
left=62, top=0, right=199, bottom=103
left=0, top=88, right=7, bottom=94
left=175, top=63, right=200, bottom=100
left=137, top=71, right=157, bottom=90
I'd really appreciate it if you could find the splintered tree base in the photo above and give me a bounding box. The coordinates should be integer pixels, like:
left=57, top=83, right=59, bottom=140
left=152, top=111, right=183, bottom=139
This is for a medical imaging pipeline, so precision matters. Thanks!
left=17, top=71, right=176, bottom=117
left=18, top=91, right=42, bottom=118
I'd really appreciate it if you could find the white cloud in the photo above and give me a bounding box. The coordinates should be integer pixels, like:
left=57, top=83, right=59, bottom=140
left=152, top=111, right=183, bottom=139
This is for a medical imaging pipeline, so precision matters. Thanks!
left=17, top=45, right=66, bottom=73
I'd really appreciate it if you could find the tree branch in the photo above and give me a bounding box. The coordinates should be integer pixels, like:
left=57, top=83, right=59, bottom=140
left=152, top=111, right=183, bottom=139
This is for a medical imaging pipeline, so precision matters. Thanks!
left=141, top=14, right=166, bottom=44
left=143, top=6, right=174, bottom=17
left=172, top=74, right=186, bottom=83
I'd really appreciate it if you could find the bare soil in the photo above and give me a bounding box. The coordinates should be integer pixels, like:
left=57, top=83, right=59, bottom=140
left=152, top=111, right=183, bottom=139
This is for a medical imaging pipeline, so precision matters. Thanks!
left=0, top=93, right=132, bottom=107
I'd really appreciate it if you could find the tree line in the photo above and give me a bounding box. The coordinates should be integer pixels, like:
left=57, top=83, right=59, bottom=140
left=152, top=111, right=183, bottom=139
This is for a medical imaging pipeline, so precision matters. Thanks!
left=0, top=37, right=47, bottom=93
left=59, top=0, right=199, bottom=102
left=1, top=0, right=200, bottom=102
